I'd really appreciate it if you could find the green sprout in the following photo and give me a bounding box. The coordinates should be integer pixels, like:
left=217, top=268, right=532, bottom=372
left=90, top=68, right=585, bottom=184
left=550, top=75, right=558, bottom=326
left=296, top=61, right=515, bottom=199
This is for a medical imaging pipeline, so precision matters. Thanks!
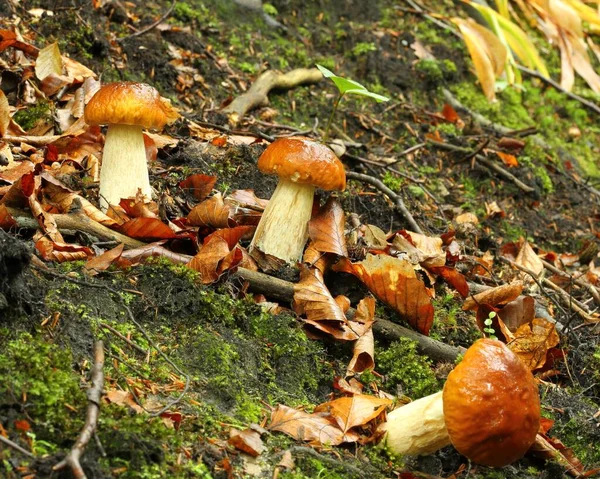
left=483, top=311, right=498, bottom=340
left=316, top=64, right=390, bottom=142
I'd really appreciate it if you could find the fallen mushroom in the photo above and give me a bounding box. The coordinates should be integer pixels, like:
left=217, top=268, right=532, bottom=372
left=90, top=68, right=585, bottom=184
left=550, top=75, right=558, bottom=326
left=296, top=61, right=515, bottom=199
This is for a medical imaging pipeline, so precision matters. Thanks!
left=381, top=338, right=540, bottom=467
left=249, top=136, right=345, bottom=265
left=84, top=82, right=179, bottom=212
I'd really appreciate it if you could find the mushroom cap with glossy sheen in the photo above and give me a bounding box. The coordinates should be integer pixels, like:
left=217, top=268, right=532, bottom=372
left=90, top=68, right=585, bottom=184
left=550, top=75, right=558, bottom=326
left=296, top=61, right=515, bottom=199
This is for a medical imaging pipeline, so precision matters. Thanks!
left=257, top=136, right=346, bottom=191
left=85, top=82, right=179, bottom=130
left=442, top=338, right=540, bottom=467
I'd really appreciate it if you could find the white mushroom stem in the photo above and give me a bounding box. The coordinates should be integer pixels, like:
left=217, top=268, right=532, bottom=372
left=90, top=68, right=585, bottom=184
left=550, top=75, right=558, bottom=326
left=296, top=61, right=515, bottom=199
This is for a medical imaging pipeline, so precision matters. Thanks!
left=249, top=178, right=315, bottom=264
left=382, top=391, right=450, bottom=456
left=99, top=124, right=152, bottom=212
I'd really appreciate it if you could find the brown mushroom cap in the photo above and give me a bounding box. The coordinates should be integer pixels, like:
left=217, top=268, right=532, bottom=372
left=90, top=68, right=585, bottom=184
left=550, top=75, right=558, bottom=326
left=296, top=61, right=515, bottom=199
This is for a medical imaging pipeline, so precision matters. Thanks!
left=442, top=338, right=540, bottom=467
left=85, top=82, right=179, bottom=130
left=257, top=136, right=346, bottom=191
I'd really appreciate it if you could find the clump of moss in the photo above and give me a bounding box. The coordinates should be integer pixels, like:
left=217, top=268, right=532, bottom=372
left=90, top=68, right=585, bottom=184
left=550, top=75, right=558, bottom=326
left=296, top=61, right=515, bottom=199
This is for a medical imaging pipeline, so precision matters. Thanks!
left=12, top=101, right=52, bottom=131
left=414, top=59, right=458, bottom=88
left=377, top=338, right=440, bottom=399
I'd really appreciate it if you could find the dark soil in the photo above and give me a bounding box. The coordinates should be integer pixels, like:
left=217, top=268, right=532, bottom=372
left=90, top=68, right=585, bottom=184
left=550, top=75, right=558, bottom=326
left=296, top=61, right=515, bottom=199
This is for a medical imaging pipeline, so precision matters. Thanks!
left=2, top=0, right=600, bottom=478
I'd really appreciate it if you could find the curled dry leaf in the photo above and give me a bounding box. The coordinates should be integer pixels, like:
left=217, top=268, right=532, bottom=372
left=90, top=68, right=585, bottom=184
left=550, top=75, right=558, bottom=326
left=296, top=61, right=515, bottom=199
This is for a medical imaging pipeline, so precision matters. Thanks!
left=392, top=230, right=445, bottom=268
left=498, top=295, right=536, bottom=331
left=426, top=265, right=469, bottom=298
left=179, top=174, right=217, bottom=202
left=334, top=254, right=434, bottom=335
left=496, top=151, right=519, bottom=167
left=293, top=265, right=358, bottom=341
left=314, top=394, right=392, bottom=434
left=0, top=204, right=17, bottom=229
left=187, top=193, right=230, bottom=228
left=35, top=42, right=63, bottom=81
left=118, top=217, right=177, bottom=241
left=505, top=317, right=560, bottom=371
left=83, top=243, right=125, bottom=275
left=463, top=280, right=523, bottom=311
left=268, top=404, right=355, bottom=446
left=308, top=197, right=348, bottom=257
left=34, top=232, right=93, bottom=263
left=303, top=240, right=331, bottom=273
left=515, top=240, right=544, bottom=281
left=347, top=296, right=376, bottom=374
left=228, top=429, right=265, bottom=457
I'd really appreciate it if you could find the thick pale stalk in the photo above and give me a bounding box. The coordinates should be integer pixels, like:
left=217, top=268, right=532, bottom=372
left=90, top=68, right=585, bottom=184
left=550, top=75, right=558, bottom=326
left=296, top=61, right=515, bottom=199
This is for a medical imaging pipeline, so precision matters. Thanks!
left=250, top=179, right=315, bottom=264
left=99, top=124, right=151, bottom=212
left=383, top=391, right=450, bottom=456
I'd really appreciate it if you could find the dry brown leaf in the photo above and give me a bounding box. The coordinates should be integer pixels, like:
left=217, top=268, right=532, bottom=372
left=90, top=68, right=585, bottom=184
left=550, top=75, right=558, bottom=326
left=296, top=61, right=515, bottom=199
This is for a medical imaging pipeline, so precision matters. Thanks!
left=179, top=174, right=217, bottom=201
left=120, top=242, right=191, bottom=265
left=334, top=254, right=434, bottom=335
left=0, top=91, right=9, bottom=137
left=268, top=404, right=355, bottom=446
left=515, top=241, right=544, bottom=280
left=302, top=240, right=330, bottom=273
left=362, top=224, right=388, bottom=249
left=104, top=389, right=144, bottom=414
left=426, top=266, right=470, bottom=298
left=308, top=197, right=348, bottom=257
left=463, top=281, right=523, bottom=311
left=499, top=296, right=536, bottom=331
left=118, top=218, right=177, bottom=241
left=187, top=193, right=230, bottom=228
left=0, top=204, right=17, bottom=229
left=84, top=243, right=125, bottom=275
left=34, top=232, right=93, bottom=263
left=228, top=429, right=265, bottom=457
left=334, top=377, right=364, bottom=395
left=347, top=296, right=376, bottom=374
left=314, top=395, right=391, bottom=433
left=506, top=317, right=560, bottom=371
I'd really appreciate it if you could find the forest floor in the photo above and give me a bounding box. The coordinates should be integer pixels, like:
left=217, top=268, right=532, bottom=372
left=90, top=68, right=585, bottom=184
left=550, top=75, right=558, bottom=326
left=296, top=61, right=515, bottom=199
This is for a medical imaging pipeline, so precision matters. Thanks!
left=1, top=0, right=600, bottom=478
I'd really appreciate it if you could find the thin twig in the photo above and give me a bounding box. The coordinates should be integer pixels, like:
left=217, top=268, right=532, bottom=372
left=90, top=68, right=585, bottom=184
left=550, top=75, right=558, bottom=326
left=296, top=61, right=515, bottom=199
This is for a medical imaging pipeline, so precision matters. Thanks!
left=99, top=321, right=149, bottom=356
left=54, top=341, right=105, bottom=479
left=385, top=142, right=427, bottom=167
left=33, top=266, right=190, bottom=416
left=346, top=171, right=423, bottom=233
left=0, top=435, right=35, bottom=459
left=541, top=259, right=600, bottom=306
left=117, top=0, right=177, bottom=42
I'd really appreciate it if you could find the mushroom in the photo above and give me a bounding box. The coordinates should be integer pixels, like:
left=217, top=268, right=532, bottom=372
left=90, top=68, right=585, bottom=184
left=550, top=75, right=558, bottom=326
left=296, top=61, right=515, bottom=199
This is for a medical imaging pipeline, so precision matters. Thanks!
left=382, top=338, right=540, bottom=467
left=249, top=136, right=345, bottom=265
left=84, top=82, right=179, bottom=212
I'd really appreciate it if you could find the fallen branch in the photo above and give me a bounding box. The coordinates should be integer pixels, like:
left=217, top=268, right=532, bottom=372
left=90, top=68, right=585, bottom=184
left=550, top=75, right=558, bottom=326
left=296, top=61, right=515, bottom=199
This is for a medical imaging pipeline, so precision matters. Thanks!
left=222, top=68, right=323, bottom=125
left=8, top=207, right=145, bottom=249
left=345, top=170, right=424, bottom=234
left=426, top=139, right=535, bottom=194
left=234, top=267, right=464, bottom=362
left=541, top=259, right=600, bottom=307
left=54, top=340, right=105, bottom=479
left=0, top=434, right=35, bottom=460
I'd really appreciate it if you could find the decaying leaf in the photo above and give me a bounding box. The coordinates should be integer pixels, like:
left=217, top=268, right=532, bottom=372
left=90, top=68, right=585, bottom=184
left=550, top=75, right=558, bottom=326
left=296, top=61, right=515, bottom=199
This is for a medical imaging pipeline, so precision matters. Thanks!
left=426, top=265, right=469, bottom=298
left=118, top=217, right=177, bottom=241
left=463, top=281, right=523, bottom=311
left=334, top=254, right=434, bottom=335
left=179, top=174, right=217, bottom=201
left=308, top=197, right=348, bottom=257
left=347, top=296, right=376, bottom=374
left=515, top=240, right=544, bottom=281
left=506, top=317, right=560, bottom=371
left=228, top=428, right=265, bottom=457
left=187, top=193, right=231, bottom=228
left=498, top=295, right=536, bottom=331
left=35, top=42, right=63, bottom=81
left=314, top=394, right=391, bottom=433
left=84, top=243, right=125, bottom=275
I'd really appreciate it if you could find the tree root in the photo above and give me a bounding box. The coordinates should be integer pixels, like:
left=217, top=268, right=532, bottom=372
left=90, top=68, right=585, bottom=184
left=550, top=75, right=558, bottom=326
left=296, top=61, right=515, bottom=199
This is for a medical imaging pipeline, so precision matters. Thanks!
left=222, top=68, right=323, bottom=126
left=53, top=341, right=105, bottom=479
left=234, top=267, right=465, bottom=362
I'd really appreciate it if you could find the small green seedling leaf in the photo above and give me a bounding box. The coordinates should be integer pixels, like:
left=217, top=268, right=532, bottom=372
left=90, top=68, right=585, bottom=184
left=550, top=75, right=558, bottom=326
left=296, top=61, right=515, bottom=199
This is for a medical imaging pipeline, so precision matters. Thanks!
left=316, top=64, right=390, bottom=102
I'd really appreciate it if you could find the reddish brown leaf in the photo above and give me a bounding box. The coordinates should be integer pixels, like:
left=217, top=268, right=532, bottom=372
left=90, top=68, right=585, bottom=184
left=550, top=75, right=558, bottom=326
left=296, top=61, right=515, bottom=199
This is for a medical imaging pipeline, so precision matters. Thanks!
left=441, top=103, right=459, bottom=123
left=427, top=266, right=469, bottom=297
left=268, top=404, right=356, bottom=446
left=498, top=296, right=536, bottom=331
left=0, top=204, right=17, bottom=229
left=515, top=241, right=544, bottom=282
left=506, top=317, right=560, bottom=371
left=179, top=174, right=217, bottom=201
left=463, top=281, right=523, bottom=311
left=226, top=189, right=268, bottom=210
left=34, top=233, right=93, bottom=262
left=347, top=297, right=375, bottom=374
left=118, top=218, right=177, bottom=241
left=0, top=160, right=34, bottom=184
left=314, top=395, right=391, bottom=433
left=119, top=195, right=159, bottom=219
left=84, top=244, right=125, bottom=275
left=187, top=193, right=230, bottom=228
left=308, top=197, right=348, bottom=257
left=333, top=377, right=364, bottom=395
left=228, top=429, right=265, bottom=457
left=334, top=255, right=434, bottom=335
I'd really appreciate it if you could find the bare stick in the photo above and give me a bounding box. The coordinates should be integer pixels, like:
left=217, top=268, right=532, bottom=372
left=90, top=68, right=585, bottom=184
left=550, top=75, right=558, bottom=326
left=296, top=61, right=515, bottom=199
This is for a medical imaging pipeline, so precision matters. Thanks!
left=541, top=259, right=600, bottom=306
left=54, top=341, right=105, bottom=479
left=222, top=68, right=323, bottom=125
left=234, top=267, right=464, bottom=362
left=0, top=435, right=35, bottom=459
left=345, top=170, right=424, bottom=234
left=8, top=208, right=145, bottom=249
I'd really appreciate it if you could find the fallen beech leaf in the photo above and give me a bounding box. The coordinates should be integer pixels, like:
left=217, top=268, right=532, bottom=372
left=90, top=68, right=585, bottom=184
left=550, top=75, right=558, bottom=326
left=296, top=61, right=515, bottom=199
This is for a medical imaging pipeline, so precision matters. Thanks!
left=277, top=450, right=295, bottom=470
left=179, top=174, right=217, bottom=201
left=268, top=404, right=354, bottom=446
left=0, top=91, right=9, bottom=137
left=314, top=394, right=391, bottom=433
left=302, top=240, right=331, bottom=273
left=392, top=230, right=445, bottom=268
left=104, top=389, right=144, bottom=414
left=362, top=224, right=388, bottom=249
left=498, top=296, right=536, bottom=331
left=119, top=195, right=159, bottom=219
left=228, top=428, right=265, bottom=457
left=0, top=160, right=35, bottom=184
left=187, top=193, right=230, bottom=228
left=335, top=295, right=351, bottom=314
left=0, top=204, right=17, bottom=229
left=308, top=197, right=348, bottom=257
left=35, top=42, right=63, bottom=81
left=347, top=296, right=376, bottom=374
left=226, top=189, right=268, bottom=210
left=515, top=241, right=544, bottom=280
left=507, top=317, right=560, bottom=371
left=334, top=254, right=434, bottom=335
left=118, top=218, right=177, bottom=241
left=531, top=433, right=597, bottom=477
left=34, top=233, right=93, bottom=262
left=455, top=212, right=479, bottom=225
left=293, top=265, right=358, bottom=341
left=463, top=281, right=523, bottom=311
left=334, top=377, right=364, bottom=395
left=427, top=265, right=469, bottom=297
left=84, top=243, right=125, bottom=275
left=496, top=151, right=519, bottom=167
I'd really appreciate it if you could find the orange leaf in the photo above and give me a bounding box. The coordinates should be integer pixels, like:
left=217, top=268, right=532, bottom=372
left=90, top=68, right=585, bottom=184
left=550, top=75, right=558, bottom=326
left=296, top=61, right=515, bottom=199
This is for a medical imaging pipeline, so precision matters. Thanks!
left=34, top=233, right=93, bottom=262
left=441, top=103, right=459, bottom=123
left=268, top=404, right=355, bottom=446
left=314, top=394, right=391, bottom=433
left=496, top=151, right=519, bottom=167
left=347, top=297, right=376, bottom=374
left=187, top=193, right=230, bottom=228
left=507, top=317, right=560, bottom=371
left=0, top=204, right=17, bottom=229
left=334, top=255, right=434, bottom=335
left=515, top=241, right=544, bottom=281
left=308, top=197, right=348, bottom=257
left=427, top=265, right=469, bottom=298
left=392, top=230, right=445, bottom=268
left=228, top=428, right=265, bottom=457
left=179, top=174, right=217, bottom=202
left=118, top=218, right=177, bottom=241
left=463, top=281, right=523, bottom=311
left=84, top=243, right=125, bottom=275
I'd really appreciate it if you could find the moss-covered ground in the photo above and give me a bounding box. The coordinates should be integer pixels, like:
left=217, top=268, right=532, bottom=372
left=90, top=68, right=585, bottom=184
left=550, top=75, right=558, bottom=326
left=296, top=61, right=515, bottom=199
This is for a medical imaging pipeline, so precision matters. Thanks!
left=2, top=0, right=600, bottom=477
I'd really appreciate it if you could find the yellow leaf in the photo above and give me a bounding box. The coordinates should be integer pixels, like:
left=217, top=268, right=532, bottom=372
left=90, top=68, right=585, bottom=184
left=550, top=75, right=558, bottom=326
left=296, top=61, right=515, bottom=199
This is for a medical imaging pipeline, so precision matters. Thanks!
left=35, top=42, right=63, bottom=81
left=453, top=18, right=507, bottom=100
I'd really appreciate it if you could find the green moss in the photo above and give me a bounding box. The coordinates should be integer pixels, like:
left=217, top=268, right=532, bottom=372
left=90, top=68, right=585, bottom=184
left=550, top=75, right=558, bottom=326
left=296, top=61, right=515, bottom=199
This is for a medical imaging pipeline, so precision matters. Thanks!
left=377, top=338, right=440, bottom=399
left=13, top=101, right=51, bottom=131
left=382, top=171, right=403, bottom=192
left=348, top=42, right=377, bottom=58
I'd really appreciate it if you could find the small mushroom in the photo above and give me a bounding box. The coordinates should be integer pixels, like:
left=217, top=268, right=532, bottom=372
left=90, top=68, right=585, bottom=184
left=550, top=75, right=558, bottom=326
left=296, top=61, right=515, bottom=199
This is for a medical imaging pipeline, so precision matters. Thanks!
left=382, top=338, right=540, bottom=467
left=249, top=136, right=346, bottom=265
left=84, top=82, right=179, bottom=212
